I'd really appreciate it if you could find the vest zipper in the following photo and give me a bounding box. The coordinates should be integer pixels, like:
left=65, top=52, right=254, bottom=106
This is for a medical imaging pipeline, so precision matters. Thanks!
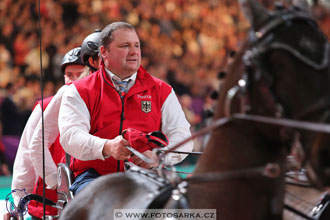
left=101, top=72, right=128, bottom=173
left=118, top=93, right=125, bottom=172
left=119, top=93, right=125, bottom=134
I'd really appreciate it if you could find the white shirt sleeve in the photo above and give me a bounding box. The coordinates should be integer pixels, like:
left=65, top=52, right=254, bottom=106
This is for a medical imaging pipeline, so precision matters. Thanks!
left=11, top=105, right=40, bottom=206
left=161, top=89, right=194, bottom=165
left=29, top=85, right=68, bottom=189
left=58, top=84, right=108, bottom=161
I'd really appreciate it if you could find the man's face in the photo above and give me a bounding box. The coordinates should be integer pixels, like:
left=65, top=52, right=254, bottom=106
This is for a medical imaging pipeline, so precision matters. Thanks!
left=101, top=28, right=141, bottom=79
left=64, top=64, right=85, bottom=83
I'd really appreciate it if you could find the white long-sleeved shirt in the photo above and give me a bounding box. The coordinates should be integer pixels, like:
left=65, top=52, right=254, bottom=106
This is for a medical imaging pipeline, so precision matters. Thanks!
left=59, top=74, right=193, bottom=166
left=11, top=105, right=41, bottom=206
left=29, top=85, right=69, bottom=189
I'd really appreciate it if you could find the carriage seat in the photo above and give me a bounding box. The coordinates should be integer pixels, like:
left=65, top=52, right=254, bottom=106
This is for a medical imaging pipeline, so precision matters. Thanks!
left=56, top=163, right=74, bottom=215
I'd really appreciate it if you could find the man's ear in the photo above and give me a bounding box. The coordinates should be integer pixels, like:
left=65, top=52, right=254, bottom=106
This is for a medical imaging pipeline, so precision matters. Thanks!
left=100, top=45, right=106, bottom=58
left=88, top=57, right=95, bottom=67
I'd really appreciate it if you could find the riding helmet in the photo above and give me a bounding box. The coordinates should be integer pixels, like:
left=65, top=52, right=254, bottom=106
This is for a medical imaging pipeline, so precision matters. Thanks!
left=61, top=47, right=84, bottom=74
left=81, top=29, right=101, bottom=66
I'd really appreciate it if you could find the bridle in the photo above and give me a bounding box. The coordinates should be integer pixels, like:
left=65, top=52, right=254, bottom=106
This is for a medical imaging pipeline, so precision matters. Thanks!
left=222, top=7, right=330, bottom=186
left=225, top=7, right=330, bottom=121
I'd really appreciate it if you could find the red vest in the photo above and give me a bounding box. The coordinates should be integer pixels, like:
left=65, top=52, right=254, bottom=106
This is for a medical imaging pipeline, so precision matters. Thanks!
left=28, top=97, right=65, bottom=219
left=71, top=64, right=172, bottom=176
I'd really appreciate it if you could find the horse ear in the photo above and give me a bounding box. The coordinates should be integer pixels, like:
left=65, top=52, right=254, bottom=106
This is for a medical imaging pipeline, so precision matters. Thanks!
left=239, top=0, right=271, bottom=31
left=292, top=0, right=313, bottom=17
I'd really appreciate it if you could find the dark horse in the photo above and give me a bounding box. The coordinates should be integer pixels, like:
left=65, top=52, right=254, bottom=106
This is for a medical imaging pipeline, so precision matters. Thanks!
left=59, top=1, right=330, bottom=219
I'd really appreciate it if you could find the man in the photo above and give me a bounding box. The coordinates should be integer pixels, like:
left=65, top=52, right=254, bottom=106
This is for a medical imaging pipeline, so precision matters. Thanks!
left=27, top=35, right=102, bottom=218
left=58, top=22, right=193, bottom=195
left=8, top=47, right=86, bottom=220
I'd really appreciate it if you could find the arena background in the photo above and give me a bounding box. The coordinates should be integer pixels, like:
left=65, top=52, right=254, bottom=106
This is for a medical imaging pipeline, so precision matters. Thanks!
left=0, top=0, right=329, bottom=218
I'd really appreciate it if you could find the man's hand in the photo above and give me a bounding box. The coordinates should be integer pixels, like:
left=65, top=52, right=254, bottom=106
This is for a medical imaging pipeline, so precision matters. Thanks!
left=103, top=135, right=131, bottom=160
left=132, top=150, right=159, bottom=169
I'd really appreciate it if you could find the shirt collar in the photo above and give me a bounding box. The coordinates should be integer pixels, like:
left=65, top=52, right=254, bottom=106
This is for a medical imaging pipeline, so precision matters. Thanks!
left=105, top=67, right=137, bottom=92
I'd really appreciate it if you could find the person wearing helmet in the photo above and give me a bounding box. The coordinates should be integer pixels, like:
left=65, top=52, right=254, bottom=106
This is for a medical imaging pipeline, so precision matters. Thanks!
left=7, top=47, right=86, bottom=220
left=25, top=41, right=102, bottom=219
left=81, top=29, right=101, bottom=73
left=61, top=47, right=86, bottom=83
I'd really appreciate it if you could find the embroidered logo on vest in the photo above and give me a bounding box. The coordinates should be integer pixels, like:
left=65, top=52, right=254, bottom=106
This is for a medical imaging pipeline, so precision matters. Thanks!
left=137, top=95, right=151, bottom=99
left=141, top=100, right=151, bottom=113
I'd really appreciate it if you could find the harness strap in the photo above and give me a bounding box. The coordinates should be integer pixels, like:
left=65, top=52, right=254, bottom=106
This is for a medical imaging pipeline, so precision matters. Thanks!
left=186, top=163, right=280, bottom=183
left=284, top=204, right=315, bottom=220
left=146, top=185, right=174, bottom=209
left=159, top=150, right=202, bottom=155
left=162, top=113, right=330, bottom=158
left=232, top=113, right=330, bottom=133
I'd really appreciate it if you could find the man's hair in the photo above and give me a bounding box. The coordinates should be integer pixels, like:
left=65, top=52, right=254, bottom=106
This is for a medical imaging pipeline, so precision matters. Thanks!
left=100, top=22, right=135, bottom=49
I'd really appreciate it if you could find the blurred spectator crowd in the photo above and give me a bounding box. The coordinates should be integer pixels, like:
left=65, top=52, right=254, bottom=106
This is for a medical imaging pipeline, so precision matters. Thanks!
left=0, top=0, right=329, bottom=171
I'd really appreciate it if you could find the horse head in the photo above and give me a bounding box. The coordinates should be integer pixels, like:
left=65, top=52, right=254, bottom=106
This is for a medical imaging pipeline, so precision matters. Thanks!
left=190, top=0, right=330, bottom=219
left=239, top=0, right=330, bottom=187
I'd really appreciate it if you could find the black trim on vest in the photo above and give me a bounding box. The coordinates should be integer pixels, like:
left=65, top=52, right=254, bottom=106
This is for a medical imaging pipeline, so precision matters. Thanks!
left=118, top=94, right=125, bottom=172
left=102, top=70, right=125, bottom=173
